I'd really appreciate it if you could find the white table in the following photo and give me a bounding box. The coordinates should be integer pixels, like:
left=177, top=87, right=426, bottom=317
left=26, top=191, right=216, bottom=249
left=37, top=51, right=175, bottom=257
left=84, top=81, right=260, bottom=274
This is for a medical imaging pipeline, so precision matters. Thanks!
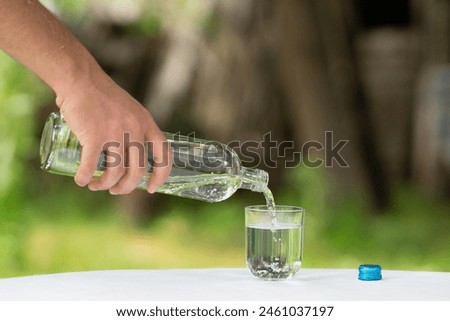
left=0, top=268, right=449, bottom=301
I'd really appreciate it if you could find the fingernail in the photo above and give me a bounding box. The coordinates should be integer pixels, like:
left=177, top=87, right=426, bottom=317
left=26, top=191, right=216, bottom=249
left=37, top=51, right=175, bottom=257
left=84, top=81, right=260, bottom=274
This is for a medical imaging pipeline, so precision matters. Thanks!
left=87, top=183, right=98, bottom=191
left=75, top=177, right=88, bottom=187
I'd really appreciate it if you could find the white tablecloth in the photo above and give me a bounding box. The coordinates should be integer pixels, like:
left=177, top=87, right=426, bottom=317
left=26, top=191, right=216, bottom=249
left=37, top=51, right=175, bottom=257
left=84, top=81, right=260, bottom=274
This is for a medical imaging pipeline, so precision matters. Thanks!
left=0, top=268, right=449, bottom=301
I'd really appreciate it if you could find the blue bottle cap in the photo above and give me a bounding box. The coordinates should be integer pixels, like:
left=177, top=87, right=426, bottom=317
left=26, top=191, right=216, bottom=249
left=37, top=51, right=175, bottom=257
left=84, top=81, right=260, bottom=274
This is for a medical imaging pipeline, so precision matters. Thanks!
left=358, top=264, right=382, bottom=281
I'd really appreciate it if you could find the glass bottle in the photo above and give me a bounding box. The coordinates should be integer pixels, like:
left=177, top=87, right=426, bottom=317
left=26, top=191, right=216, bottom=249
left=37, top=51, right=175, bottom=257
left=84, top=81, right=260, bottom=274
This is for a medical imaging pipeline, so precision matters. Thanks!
left=40, top=112, right=269, bottom=202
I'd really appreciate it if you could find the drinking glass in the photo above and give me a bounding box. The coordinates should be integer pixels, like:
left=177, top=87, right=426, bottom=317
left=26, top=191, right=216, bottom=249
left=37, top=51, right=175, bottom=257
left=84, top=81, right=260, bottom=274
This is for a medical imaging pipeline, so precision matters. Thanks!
left=245, top=205, right=304, bottom=280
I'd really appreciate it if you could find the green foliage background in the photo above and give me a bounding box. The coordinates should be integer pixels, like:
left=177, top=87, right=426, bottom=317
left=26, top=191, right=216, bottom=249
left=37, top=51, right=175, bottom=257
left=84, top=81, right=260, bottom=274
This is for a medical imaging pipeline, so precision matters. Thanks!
left=0, top=0, right=449, bottom=278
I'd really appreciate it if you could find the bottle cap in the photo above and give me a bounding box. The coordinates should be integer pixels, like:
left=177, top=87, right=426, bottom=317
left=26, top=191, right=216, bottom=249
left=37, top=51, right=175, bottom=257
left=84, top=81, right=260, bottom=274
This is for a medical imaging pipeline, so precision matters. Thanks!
left=358, top=264, right=382, bottom=281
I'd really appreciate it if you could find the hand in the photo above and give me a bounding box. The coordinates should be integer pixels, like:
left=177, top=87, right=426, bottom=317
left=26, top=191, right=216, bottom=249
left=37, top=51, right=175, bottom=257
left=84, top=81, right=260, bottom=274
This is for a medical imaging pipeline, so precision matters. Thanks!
left=56, top=72, right=172, bottom=195
left=0, top=0, right=171, bottom=194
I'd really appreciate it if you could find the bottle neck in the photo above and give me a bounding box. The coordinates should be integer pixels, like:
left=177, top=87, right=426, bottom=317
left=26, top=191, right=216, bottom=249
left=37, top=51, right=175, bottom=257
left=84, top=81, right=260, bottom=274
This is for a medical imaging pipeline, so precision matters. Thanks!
left=240, top=167, right=269, bottom=192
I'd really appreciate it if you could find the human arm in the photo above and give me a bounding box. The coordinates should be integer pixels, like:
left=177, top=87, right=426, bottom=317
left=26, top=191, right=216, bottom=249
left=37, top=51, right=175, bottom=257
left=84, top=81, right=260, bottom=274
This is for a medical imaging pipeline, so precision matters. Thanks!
left=0, top=0, right=171, bottom=194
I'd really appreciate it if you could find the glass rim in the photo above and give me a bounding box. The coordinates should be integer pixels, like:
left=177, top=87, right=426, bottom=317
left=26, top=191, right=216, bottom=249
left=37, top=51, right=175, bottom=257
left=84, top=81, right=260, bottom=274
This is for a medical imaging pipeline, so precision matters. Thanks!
left=245, top=205, right=304, bottom=213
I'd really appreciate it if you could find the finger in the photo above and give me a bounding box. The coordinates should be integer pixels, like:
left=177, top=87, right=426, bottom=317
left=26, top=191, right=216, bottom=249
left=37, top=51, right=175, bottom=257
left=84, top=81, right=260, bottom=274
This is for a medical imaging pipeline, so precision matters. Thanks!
left=146, top=134, right=172, bottom=193
left=75, top=143, right=102, bottom=187
left=109, top=136, right=147, bottom=194
left=88, top=142, right=126, bottom=191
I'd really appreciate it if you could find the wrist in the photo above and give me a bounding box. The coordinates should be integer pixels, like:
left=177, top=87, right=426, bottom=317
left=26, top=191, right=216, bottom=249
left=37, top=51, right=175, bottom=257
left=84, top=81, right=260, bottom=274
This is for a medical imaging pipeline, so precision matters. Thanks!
left=51, top=47, right=104, bottom=103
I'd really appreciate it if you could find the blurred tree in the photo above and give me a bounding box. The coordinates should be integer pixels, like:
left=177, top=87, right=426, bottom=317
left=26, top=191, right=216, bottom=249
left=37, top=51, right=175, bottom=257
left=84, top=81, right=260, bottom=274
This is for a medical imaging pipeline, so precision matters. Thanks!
left=411, top=0, right=450, bottom=199
left=188, top=0, right=390, bottom=209
left=186, top=0, right=448, bottom=208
